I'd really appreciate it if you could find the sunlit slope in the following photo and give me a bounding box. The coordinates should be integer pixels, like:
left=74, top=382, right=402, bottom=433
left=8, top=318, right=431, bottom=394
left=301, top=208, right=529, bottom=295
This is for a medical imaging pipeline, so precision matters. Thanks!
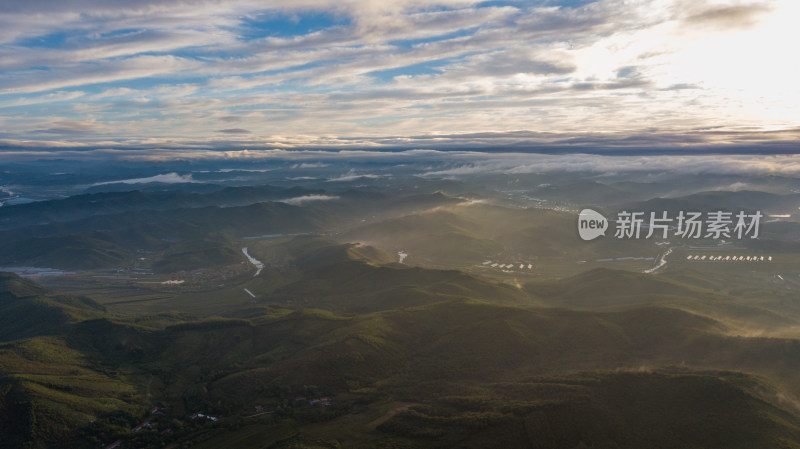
left=526, top=267, right=800, bottom=335
left=342, top=209, right=503, bottom=265
left=532, top=179, right=642, bottom=204
left=526, top=268, right=721, bottom=307
left=344, top=202, right=665, bottom=270
left=246, top=236, right=532, bottom=313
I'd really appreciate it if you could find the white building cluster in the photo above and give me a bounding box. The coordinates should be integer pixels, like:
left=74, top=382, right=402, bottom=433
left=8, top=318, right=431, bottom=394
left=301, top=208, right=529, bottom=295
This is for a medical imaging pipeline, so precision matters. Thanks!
left=483, top=261, right=534, bottom=271
left=686, top=255, right=772, bottom=262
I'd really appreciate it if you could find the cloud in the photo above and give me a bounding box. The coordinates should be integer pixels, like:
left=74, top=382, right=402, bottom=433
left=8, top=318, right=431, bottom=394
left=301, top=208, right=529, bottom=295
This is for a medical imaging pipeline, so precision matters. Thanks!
left=6, top=142, right=800, bottom=178
left=217, top=168, right=273, bottom=173
left=683, top=3, right=772, bottom=30
left=292, top=162, right=329, bottom=168
left=419, top=152, right=800, bottom=177
left=0, top=125, right=798, bottom=159
left=0, top=29, right=236, bottom=72
left=0, top=55, right=201, bottom=94
left=0, top=90, right=85, bottom=107
left=0, top=0, right=796, bottom=150
left=91, top=172, right=196, bottom=185
left=279, top=194, right=340, bottom=205
left=326, top=169, right=389, bottom=182
left=446, top=49, right=577, bottom=78
left=33, top=120, right=108, bottom=135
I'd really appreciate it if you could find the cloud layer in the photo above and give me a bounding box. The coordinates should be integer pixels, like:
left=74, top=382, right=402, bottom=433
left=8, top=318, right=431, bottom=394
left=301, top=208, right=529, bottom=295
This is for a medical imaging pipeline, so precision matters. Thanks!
left=0, top=0, right=797, bottom=154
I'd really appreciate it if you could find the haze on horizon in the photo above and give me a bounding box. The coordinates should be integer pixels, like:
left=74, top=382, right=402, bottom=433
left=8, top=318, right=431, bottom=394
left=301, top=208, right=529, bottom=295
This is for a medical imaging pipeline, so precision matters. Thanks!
left=0, top=0, right=798, bottom=158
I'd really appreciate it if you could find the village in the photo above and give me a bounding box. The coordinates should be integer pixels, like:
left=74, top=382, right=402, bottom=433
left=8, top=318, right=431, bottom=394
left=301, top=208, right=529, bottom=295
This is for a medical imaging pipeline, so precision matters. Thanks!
left=481, top=260, right=535, bottom=272
left=102, top=397, right=332, bottom=448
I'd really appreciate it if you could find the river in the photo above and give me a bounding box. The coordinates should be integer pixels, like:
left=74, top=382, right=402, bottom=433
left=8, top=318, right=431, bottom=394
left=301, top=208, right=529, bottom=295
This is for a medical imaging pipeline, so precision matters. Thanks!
left=644, top=247, right=673, bottom=274
left=241, top=247, right=264, bottom=277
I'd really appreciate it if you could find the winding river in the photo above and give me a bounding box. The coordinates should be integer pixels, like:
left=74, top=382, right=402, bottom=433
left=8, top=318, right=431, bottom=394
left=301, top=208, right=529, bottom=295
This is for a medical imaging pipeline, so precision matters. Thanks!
left=241, top=247, right=264, bottom=277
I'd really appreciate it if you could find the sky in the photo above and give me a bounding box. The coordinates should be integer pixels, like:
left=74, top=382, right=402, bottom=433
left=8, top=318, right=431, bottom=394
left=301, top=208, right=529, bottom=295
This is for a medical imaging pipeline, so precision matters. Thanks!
left=0, top=0, right=798, bottom=157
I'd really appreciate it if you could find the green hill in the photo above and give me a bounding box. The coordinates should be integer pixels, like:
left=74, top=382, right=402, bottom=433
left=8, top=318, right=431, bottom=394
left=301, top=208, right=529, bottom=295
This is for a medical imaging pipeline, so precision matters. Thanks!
left=534, top=180, right=641, bottom=204
left=627, top=190, right=800, bottom=215
left=4, top=291, right=800, bottom=448
left=0, top=235, right=128, bottom=270
left=351, top=202, right=661, bottom=267
left=525, top=267, right=718, bottom=309
left=245, top=237, right=531, bottom=313
left=379, top=370, right=800, bottom=449
left=0, top=272, right=49, bottom=300
left=4, top=253, right=800, bottom=448
left=0, top=185, right=324, bottom=230
left=153, top=240, right=243, bottom=273
left=0, top=273, right=106, bottom=341
left=344, top=209, right=503, bottom=266
left=0, top=335, right=144, bottom=449
left=0, top=201, right=324, bottom=270
left=524, top=268, right=800, bottom=334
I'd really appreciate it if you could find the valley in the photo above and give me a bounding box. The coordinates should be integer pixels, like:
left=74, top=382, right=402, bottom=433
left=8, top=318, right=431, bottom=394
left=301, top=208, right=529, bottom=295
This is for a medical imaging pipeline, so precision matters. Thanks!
left=2, top=162, right=800, bottom=448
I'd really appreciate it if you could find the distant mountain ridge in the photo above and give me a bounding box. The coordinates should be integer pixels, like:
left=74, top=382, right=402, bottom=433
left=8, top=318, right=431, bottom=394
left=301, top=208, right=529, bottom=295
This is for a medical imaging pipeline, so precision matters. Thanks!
left=0, top=185, right=323, bottom=230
